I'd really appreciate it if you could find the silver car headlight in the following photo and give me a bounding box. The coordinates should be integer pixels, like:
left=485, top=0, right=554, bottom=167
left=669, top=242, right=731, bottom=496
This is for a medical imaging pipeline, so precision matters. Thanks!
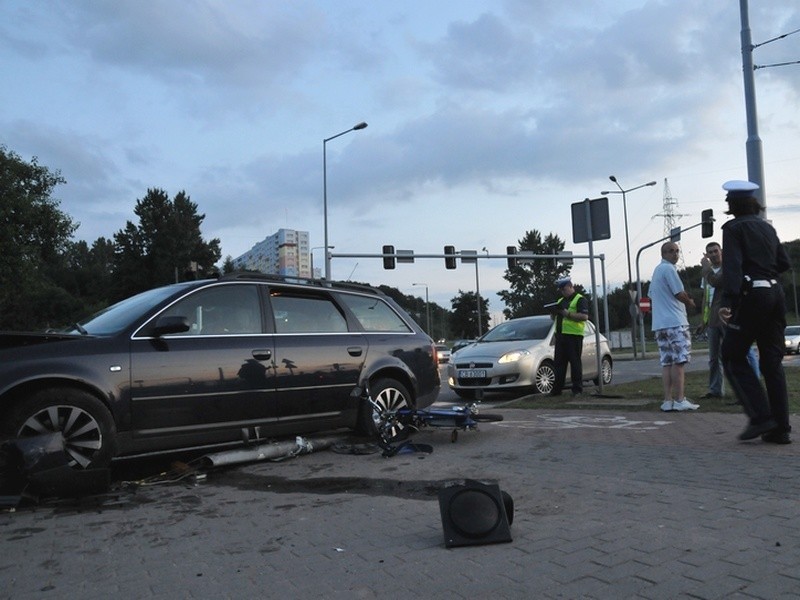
left=498, top=349, right=530, bottom=364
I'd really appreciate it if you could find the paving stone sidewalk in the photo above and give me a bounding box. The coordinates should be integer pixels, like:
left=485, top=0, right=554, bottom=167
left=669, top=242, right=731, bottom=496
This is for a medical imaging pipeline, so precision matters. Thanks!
left=2, top=409, right=799, bottom=599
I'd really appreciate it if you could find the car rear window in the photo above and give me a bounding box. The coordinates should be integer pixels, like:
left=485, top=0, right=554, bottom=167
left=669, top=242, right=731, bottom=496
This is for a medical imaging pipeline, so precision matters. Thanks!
left=337, top=294, right=412, bottom=333
left=270, top=293, right=348, bottom=333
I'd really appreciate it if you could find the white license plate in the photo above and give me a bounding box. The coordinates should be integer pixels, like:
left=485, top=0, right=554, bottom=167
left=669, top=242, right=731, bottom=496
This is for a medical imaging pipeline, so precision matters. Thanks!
left=458, top=369, right=487, bottom=378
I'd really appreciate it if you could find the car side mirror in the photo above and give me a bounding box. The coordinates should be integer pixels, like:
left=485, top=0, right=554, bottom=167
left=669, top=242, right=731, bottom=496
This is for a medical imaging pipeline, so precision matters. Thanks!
left=153, top=315, right=191, bottom=336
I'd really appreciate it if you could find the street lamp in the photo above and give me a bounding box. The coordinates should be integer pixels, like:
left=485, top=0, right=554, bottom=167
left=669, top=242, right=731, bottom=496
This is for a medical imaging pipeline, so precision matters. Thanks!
left=412, top=283, right=431, bottom=336
left=601, top=176, right=657, bottom=359
left=323, top=121, right=368, bottom=280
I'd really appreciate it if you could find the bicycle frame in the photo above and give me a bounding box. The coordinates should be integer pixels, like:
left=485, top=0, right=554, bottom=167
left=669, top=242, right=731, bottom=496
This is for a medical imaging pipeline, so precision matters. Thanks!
left=367, top=394, right=500, bottom=448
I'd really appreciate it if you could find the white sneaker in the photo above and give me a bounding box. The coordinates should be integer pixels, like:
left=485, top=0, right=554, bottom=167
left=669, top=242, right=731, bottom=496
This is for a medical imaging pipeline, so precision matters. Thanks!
left=672, top=398, right=699, bottom=411
left=660, top=400, right=674, bottom=412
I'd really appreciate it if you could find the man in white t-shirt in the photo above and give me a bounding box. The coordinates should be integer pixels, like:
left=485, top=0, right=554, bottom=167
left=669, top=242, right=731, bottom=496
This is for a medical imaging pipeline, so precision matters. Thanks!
left=650, top=241, right=699, bottom=412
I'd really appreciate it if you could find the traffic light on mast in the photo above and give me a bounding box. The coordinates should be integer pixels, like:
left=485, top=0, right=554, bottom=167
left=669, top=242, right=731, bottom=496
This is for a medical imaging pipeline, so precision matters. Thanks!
left=444, top=246, right=457, bottom=269
left=701, top=209, right=714, bottom=238
left=506, top=246, right=518, bottom=269
left=382, top=245, right=396, bottom=269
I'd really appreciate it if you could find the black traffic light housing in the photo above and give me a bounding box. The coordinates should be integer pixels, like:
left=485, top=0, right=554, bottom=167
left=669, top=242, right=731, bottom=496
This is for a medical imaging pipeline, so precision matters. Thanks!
left=444, top=245, right=457, bottom=269
left=438, top=480, right=513, bottom=548
left=701, top=209, right=714, bottom=238
left=382, top=245, right=395, bottom=269
left=506, top=246, right=517, bottom=269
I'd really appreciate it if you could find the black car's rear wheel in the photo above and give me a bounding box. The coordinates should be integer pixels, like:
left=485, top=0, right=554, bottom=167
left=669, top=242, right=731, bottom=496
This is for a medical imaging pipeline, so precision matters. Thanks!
left=358, top=378, right=413, bottom=441
left=3, top=388, right=116, bottom=469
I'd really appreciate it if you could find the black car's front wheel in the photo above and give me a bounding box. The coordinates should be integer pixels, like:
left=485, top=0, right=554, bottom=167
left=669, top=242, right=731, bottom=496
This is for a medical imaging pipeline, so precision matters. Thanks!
left=2, top=388, right=116, bottom=469
left=358, top=377, right=413, bottom=441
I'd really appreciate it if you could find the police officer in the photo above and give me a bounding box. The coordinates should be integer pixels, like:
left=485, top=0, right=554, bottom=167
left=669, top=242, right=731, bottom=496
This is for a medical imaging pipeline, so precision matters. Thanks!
left=718, top=180, right=791, bottom=443
left=549, top=277, right=589, bottom=397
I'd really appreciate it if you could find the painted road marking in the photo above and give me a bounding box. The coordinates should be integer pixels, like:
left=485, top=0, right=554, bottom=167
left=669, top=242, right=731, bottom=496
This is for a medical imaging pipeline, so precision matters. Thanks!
left=496, top=414, right=674, bottom=431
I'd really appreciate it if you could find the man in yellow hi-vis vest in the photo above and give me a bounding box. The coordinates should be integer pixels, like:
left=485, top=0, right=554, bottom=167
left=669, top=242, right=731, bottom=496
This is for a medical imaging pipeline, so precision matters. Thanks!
left=550, top=277, right=589, bottom=396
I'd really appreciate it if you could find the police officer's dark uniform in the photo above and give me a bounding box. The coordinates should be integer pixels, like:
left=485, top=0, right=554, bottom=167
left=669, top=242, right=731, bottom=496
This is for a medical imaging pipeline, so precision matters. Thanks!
left=718, top=180, right=791, bottom=443
left=550, top=277, right=589, bottom=396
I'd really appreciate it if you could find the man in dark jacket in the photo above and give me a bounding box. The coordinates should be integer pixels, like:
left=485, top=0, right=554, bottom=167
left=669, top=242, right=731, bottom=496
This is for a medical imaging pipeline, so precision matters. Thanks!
left=718, top=180, right=791, bottom=443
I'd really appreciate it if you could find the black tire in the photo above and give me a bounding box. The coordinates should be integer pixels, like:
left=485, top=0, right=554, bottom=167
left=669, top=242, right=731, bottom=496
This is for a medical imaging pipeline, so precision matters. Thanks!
left=472, top=412, right=503, bottom=423
left=453, top=388, right=476, bottom=400
left=593, top=356, right=613, bottom=386
left=357, top=378, right=413, bottom=440
left=2, top=388, right=116, bottom=470
left=534, top=360, right=556, bottom=395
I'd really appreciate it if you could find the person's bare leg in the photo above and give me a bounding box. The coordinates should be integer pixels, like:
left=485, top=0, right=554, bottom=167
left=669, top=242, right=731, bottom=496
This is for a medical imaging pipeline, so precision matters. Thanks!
left=662, top=365, right=673, bottom=401
left=672, top=363, right=686, bottom=400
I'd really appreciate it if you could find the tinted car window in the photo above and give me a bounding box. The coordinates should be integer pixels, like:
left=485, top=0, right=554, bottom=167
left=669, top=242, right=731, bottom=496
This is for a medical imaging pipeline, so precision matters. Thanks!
left=76, top=283, right=197, bottom=335
left=786, top=326, right=800, bottom=336
left=158, top=284, right=262, bottom=336
left=337, top=294, right=412, bottom=332
left=271, top=293, right=348, bottom=333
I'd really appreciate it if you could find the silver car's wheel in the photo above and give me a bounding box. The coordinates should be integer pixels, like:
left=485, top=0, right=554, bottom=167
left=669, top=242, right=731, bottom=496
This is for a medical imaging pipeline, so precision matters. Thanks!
left=600, top=356, right=613, bottom=385
left=534, top=360, right=556, bottom=394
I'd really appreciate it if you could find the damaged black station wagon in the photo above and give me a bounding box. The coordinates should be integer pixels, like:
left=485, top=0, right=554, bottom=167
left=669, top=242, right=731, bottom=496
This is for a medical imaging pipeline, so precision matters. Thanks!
left=0, top=274, right=440, bottom=470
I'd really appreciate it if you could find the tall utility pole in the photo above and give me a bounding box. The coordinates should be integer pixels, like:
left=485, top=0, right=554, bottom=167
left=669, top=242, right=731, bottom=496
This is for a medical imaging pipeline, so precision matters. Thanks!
left=739, top=0, right=767, bottom=215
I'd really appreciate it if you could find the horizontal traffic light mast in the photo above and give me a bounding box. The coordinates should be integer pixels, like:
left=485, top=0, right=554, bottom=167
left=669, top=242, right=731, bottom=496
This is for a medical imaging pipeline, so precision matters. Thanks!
left=335, top=247, right=584, bottom=270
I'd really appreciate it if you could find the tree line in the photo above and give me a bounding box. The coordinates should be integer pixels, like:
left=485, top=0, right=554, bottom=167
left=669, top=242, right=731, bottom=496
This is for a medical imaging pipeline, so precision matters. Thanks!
left=1, top=146, right=221, bottom=330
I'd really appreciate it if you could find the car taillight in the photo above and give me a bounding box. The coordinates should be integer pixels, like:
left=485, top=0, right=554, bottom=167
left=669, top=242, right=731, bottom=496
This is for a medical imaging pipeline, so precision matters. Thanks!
left=430, top=343, right=438, bottom=366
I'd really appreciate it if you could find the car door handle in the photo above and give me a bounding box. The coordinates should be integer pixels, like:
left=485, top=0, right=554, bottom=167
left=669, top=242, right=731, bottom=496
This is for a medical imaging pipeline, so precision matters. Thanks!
left=347, top=346, right=363, bottom=357
left=252, top=349, right=272, bottom=361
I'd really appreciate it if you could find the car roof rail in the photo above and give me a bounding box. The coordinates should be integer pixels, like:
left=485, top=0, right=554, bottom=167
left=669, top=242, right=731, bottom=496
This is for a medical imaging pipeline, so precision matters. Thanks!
left=218, top=271, right=382, bottom=296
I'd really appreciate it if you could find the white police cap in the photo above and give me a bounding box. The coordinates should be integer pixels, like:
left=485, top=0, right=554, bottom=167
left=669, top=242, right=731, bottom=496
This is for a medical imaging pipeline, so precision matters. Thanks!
left=555, top=277, right=572, bottom=288
left=722, top=180, right=759, bottom=199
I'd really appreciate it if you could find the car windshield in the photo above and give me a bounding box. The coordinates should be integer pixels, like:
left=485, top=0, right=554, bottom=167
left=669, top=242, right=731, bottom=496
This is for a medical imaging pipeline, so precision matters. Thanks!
left=786, top=326, right=800, bottom=336
left=480, top=318, right=552, bottom=342
left=63, top=283, right=194, bottom=336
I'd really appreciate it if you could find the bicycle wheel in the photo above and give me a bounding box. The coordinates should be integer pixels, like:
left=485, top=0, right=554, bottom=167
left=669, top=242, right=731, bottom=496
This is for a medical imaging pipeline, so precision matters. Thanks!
left=472, top=413, right=503, bottom=423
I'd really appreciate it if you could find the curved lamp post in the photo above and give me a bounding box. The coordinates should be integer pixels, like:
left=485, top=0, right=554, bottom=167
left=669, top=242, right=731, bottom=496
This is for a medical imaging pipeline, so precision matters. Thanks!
left=323, top=122, right=367, bottom=280
left=601, top=176, right=656, bottom=359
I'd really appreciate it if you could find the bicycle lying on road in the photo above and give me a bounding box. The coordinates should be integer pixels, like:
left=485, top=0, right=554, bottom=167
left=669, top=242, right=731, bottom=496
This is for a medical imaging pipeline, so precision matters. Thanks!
left=367, top=393, right=504, bottom=456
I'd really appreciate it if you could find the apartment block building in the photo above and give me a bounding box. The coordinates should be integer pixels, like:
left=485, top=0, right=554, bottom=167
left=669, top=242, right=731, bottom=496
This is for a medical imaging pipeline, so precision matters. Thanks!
left=233, top=229, right=311, bottom=278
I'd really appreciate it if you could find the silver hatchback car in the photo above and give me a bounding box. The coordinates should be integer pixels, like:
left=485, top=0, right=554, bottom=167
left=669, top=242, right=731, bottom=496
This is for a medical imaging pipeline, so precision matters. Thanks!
left=785, top=325, right=800, bottom=354
left=447, top=315, right=613, bottom=398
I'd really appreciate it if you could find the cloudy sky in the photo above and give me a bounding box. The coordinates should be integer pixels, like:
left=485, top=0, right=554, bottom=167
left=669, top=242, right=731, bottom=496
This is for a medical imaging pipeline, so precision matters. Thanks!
left=2, top=1, right=798, bottom=322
